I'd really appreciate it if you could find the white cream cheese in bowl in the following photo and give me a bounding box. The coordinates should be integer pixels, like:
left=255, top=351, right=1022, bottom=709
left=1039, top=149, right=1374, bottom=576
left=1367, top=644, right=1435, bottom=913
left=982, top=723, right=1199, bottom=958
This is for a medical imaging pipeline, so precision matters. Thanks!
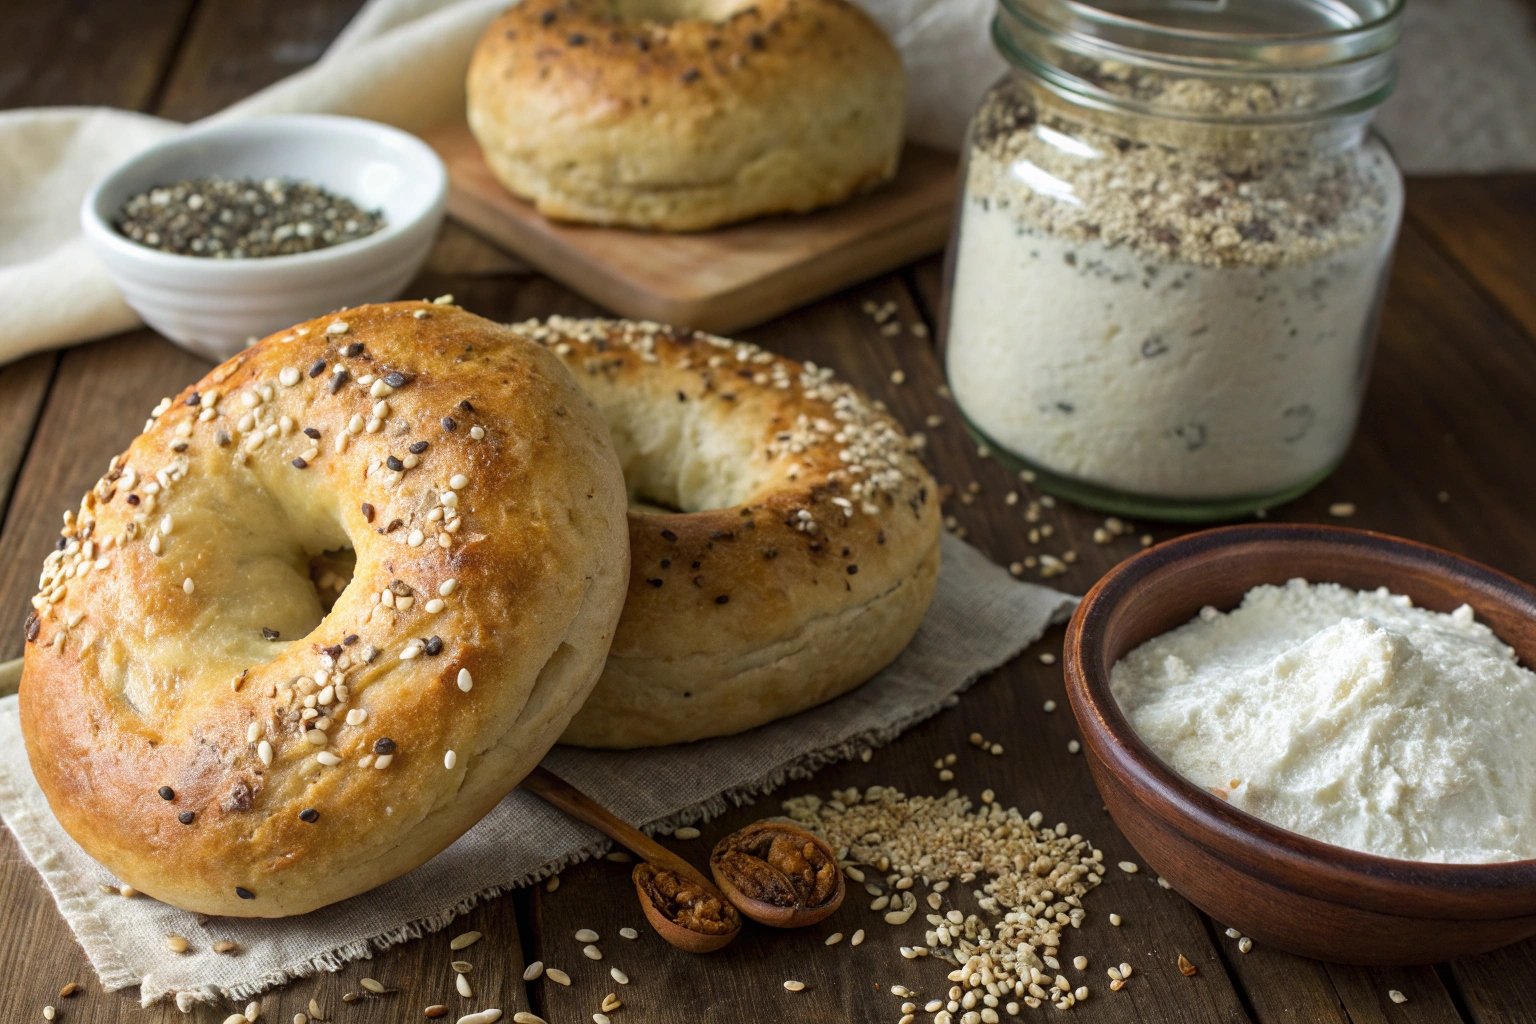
left=1110, top=579, right=1536, bottom=863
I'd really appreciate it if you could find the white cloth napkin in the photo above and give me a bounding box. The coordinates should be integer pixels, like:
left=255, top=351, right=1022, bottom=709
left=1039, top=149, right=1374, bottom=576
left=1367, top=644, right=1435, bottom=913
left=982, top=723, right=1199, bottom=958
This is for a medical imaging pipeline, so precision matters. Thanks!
left=0, top=534, right=1075, bottom=1008
left=0, top=0, right=1533, bottom=367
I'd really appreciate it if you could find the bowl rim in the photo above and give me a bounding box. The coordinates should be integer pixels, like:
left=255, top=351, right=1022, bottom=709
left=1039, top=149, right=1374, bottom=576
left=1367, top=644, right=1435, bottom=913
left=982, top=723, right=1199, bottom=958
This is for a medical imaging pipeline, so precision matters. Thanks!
left=79, top=113, right=447, bottom=274
left=1065, top=522, right=1536, bottom=901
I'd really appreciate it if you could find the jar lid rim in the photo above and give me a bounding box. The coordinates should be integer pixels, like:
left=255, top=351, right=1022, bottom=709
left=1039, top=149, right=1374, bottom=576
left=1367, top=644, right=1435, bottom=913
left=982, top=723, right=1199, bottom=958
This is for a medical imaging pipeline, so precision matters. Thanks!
left=998, top=0, right=1403, bottom=66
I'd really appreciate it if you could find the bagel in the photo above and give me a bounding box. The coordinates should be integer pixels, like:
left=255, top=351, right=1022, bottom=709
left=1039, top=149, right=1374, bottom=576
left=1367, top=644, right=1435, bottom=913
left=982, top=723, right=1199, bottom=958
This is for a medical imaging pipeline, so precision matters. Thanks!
left=514, top=317, right=942, bottom=748
left=465, top=0, right=906, bottom=231
left=18, top=301, right=629, bottom=917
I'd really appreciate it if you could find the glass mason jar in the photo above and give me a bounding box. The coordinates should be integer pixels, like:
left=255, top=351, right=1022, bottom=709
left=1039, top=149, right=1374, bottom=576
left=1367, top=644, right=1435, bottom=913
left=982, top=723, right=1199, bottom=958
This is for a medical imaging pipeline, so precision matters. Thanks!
left=941, top=0, right=1405, bottom=521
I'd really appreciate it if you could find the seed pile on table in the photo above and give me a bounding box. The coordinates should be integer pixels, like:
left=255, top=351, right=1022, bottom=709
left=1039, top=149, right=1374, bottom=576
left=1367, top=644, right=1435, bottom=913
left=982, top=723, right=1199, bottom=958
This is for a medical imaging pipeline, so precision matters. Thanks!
left=783, top=785, right=1107, bottom=1016
left=114, top=177, right=384, bottom=258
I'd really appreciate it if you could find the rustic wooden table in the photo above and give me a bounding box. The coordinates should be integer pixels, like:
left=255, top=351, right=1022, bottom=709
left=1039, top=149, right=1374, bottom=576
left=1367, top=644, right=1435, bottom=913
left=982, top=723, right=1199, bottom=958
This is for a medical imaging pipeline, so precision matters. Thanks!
left=3, top=2, right=1535, bottom=1022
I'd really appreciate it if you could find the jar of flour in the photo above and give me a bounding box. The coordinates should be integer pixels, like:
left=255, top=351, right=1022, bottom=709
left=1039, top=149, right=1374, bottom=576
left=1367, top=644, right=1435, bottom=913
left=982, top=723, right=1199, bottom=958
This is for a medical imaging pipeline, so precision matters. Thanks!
left=942, top=0, right=1405, bottom=520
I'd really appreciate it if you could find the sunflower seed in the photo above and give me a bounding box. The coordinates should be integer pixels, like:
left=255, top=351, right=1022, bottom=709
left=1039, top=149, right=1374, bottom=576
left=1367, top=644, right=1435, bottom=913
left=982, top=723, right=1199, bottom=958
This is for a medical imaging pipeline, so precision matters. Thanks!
left=582, top=944, right=602, bottom=961
left=455, top=1012, right=503, bottom=1024
left=610, top=968, right=629, bottom=985
left=522, top=962, right=543, bottom=981
left=512, top=1014, right=548, bottom=1024
left=450, top=931, right=482, bottom=951
left=546, top=968, right=571, bottom=987
left=574, top=928, right=600, bottom=943
left=455, top=974, right=473, bottom=998
left=783, top=981, right=806, bottom=992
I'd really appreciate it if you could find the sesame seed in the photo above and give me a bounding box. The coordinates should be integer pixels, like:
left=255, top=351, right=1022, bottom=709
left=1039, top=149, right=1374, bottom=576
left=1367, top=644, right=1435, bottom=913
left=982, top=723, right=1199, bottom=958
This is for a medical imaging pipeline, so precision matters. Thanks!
left=1389, top=990, right=1407, bottom=1004
left=425, top=598, right=445, bottom=614
left=374, top=753, right=394, bottom=769
left=850, top=929, right=865, bottom=946
left=455, top=973, right=473, bottom=998
left=359, top=978, right=386, bottom=994
left=1238, top=937, right=1253, bottom=953
left=166, top=934, right=189, bottom=954
left=783, top=981, right=806, bottom=993
left=1118, top=861, right=1139, bottom=874
left=1109, top=913, right=1122, bottom=926
left=1067, top=739, right=1081, bottom=754
left=619, top=927, right=638, bottom=940
left=582, top=944, right=603, bottom=961
left=673, top=826, right=701, bottom=840
left=575, top=928, right=600, bottom=942
left=449, top=473, right=469, bottom=490
left=1328, top=501, right=1357, bottom=518
left=457, top=668, right=473, bottom=692
left=316, top=751, right=341, bottom=766
left=444, top=750, right=457, bottom=770
left=327, top=321, right=349, bottom=335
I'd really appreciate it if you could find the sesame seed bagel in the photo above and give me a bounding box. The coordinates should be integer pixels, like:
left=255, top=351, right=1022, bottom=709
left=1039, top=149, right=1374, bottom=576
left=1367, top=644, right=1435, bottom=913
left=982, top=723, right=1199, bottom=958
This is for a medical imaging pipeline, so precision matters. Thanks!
left=518, top=317, right=941, bottom=748
left=465, top=0, right=905, bottom=231
left=18, top=301, right=629, bottom=917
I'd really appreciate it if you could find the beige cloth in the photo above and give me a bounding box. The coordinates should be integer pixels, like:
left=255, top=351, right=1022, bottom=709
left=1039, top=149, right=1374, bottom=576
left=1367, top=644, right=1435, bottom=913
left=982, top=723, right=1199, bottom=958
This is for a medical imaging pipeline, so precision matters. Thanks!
left=0, top=534, right=1076, bottom=1008
left=0, top=0, right=1532, bottom=367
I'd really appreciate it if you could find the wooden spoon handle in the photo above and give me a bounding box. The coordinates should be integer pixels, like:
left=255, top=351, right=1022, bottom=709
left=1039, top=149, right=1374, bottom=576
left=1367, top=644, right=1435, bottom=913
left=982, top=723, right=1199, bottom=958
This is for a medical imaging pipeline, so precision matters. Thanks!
left=522, top=766, right=710, bottom=884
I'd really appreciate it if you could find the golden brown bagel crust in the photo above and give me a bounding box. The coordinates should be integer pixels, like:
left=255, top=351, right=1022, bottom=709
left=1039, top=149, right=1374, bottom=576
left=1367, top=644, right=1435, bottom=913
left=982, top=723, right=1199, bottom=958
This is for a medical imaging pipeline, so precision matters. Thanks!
left=516, top=317, right=941, bottom=748
left=19, top=302, right=629, bottom=917
left=466, top=0, right=905, bottom=231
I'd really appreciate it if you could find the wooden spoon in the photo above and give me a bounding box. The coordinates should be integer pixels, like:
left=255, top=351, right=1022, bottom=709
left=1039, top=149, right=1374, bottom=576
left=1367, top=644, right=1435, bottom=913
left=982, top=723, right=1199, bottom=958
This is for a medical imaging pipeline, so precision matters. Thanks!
left=521, top=766, right=741, bottom=953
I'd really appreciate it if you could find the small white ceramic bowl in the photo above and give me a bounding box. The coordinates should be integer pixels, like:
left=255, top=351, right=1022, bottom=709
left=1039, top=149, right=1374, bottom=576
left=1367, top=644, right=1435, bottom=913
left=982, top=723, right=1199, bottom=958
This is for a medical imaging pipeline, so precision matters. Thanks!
left=82, top=114, right=447, bottom=361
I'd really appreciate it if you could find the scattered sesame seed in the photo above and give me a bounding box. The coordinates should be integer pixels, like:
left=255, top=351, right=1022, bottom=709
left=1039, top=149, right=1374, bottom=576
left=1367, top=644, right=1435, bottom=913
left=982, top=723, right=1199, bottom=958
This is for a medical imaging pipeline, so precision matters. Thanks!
left=783, top=981, right=806, bottom=993
left=455, top=973, right=473, bottom=999
left=1389, top=990, right=1407, bottom=1004
left=1067, top=740, right=1081, bottom=754
left=457, top=668, right=473, bottom=692
left=1109, top=913, right=1122, bottom=926
left=582, top=944, right=603, bottom=961
left=1328, top=501, right=1357, bottom=518
left=618, top=927, right=638, bottom=940
left=1238, top=937, right=1254, bottom=954
left=1118, top=861, right=1139, bottom=874
left=673, top=826, right=701, bottom=840
left=165, top=934, right=189, bottom=954
left=182, top=577, right=195, bottom=595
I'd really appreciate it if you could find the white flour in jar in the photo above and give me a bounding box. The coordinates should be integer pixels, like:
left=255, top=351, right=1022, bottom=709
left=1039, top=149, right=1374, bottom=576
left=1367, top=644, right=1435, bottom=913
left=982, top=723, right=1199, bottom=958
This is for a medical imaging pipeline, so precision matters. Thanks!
left=1111, top=579, right=1536, bottom=863
left=945, top=79, right=1403, bottom=500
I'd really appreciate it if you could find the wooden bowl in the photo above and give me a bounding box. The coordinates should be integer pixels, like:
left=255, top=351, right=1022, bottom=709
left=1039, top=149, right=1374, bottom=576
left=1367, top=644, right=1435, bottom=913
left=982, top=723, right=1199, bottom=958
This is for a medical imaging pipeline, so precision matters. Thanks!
left=1064, top=523, right=1536, bottom=965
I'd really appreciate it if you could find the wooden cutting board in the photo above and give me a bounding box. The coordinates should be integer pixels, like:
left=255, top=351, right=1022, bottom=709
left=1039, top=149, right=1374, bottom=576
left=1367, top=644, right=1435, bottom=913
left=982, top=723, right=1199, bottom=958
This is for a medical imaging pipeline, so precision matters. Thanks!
left=426, top=123, right=957, bottom=333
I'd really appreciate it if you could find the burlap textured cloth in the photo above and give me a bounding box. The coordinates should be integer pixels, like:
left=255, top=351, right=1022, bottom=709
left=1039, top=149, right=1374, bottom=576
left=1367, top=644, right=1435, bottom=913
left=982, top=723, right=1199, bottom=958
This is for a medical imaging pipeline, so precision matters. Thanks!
left=0, top=533, right=1075, bottom=1007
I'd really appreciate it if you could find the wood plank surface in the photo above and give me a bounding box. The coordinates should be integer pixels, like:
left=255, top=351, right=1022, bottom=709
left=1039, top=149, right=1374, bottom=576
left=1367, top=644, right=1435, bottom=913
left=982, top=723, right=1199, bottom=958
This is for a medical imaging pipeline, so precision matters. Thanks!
left=430, top=122, right=956, bottom=333
left=2, top=3, right=1535, bottom=1023
left=1407, top=176, right=1536, bottom=343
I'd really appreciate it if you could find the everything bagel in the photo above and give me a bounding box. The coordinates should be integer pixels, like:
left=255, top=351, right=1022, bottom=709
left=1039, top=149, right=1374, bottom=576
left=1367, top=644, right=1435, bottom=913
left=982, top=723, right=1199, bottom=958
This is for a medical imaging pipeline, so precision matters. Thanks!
left=466, top=0, right=906, bottom=230
left=519, top=317, right=942, bottom=748
left=19, top=302, right=629, bottom=917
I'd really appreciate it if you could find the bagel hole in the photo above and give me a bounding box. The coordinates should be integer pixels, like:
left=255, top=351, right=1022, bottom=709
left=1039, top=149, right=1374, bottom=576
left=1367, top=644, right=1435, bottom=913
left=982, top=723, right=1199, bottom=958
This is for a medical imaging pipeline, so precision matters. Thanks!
left=608, top=411, right=758, bottom=514
left=599, top=0, right=757, bottom=24
left=309, top=548, right=357, bottom=614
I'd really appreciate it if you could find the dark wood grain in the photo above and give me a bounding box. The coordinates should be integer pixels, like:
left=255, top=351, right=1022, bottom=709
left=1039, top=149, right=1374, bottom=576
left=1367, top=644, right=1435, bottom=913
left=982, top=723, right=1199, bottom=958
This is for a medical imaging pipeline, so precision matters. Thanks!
left=1408, top=176, right=1536, bottom=342
left=0, top=0, right=195, bottom=109
left=153, top=0, right=369, bottom=121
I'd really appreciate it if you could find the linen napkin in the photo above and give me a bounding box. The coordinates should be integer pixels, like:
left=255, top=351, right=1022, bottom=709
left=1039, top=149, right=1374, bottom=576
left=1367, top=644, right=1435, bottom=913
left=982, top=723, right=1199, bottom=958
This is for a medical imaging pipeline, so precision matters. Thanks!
left=1, top=0, right=1534, bottom=368
left=0, top=533, right=1076, bottom=1008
